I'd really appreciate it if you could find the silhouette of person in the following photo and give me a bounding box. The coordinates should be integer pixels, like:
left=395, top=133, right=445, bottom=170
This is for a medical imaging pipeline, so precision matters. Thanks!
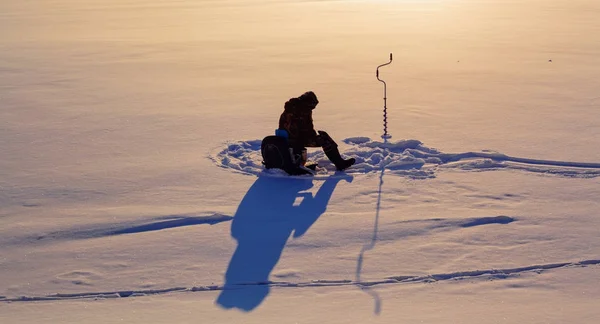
left=216, top=174, right=351, bottom=311
left=279, top=91, right=355, bottom=170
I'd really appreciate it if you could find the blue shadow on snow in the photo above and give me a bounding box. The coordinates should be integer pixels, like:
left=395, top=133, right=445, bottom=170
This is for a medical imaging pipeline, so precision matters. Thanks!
left=108, top=214, right=232, bottom=236
left=216, top=174, right=351, bottom=311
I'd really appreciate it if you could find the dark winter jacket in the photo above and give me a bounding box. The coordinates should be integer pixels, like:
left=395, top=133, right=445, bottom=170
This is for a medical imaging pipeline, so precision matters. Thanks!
left=278, top=91, right=321, bottom=148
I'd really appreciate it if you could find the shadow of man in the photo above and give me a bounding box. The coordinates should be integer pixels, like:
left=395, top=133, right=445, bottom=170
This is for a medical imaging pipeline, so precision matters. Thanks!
left=216, top=174, right=351, bottom=311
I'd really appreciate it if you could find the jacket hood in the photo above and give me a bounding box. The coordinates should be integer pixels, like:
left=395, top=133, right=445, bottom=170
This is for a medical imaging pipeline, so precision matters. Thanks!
left=298, top=91, right=318, bottom=109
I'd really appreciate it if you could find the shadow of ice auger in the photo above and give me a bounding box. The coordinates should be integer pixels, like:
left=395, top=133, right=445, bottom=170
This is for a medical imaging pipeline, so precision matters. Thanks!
left=216, top=173, right=352, bottom=311
left=355, top=165, right=385, bottom=315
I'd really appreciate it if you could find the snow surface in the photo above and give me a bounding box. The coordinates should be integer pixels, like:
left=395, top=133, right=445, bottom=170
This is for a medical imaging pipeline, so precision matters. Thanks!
left=2, top=0, right=600, bottom=323
left=214, top=137, right=600, bottom=179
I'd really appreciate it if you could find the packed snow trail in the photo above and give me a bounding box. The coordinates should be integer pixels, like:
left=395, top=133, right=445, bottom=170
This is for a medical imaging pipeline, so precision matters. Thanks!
left=211, top=138, right=600, bottom=179
left=3, top=259, right=599, bottom=302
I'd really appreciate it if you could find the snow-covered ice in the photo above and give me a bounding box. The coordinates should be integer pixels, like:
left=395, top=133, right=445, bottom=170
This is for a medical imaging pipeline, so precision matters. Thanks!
left=2, top=0, right=600, bottom=323
left=214, top=137, right=600, bottom=179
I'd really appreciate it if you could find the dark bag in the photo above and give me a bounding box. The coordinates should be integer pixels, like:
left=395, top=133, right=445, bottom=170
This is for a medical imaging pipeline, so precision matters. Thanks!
left=261, top=135, right=310, bottom=175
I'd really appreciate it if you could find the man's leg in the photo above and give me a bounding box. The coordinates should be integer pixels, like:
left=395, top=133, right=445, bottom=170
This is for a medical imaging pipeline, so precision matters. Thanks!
left=318, top=131, right=355, bottom=171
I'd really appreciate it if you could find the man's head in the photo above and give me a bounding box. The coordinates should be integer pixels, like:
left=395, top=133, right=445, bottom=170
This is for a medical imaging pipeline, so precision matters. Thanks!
left=298, top=91, right=319, bottom=109
left=284, top=97, right=300, bottom=111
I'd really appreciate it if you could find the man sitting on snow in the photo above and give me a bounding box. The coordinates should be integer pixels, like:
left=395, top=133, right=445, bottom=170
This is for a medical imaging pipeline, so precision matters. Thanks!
left=278, top=91, right=355, bottom=171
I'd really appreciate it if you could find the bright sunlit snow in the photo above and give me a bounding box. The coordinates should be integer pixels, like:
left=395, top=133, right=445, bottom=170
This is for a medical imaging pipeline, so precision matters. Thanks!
left=2, top=0, right=600, bottom=323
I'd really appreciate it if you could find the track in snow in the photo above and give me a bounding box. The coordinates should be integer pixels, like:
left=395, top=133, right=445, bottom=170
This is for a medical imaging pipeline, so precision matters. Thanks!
left=211, top=137, right=600, bottom=179
left=3, top=260, right=599, bottom=303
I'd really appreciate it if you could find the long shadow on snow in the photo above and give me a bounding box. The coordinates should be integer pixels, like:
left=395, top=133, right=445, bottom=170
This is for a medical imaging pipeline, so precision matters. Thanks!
left=216, top=174, right=350, bottom=311
left=107, top=214, right=232, bottom=235
left=15, top=214, right=234, bottom=245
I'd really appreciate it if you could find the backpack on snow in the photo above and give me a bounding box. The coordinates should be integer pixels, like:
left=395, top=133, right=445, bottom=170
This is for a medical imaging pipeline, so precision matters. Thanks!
left=261, top=131, right=312, bottom=176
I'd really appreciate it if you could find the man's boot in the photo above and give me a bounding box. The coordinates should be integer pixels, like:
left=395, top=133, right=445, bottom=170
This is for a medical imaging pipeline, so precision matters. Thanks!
left=318, top=130, right=355, bottom=171
left=324, top=146, right=355, bottom=171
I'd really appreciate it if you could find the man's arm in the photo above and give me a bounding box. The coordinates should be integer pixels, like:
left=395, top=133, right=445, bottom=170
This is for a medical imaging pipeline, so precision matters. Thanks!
left=299, top=110, right=320, bottom=147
